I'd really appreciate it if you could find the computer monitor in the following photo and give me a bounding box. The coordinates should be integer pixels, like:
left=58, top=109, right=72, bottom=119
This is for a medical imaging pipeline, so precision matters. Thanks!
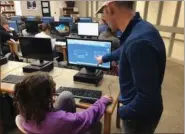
left=67, top=38, right=112, bottom=75
left=25, top=21, right=42, bottom=34
left=50, top=21, right=70, bottom=36
left=79, top=17, right=92, bottom=23
left=19, top=37, right=53, bottom=66
left=26, top=16, right=37, bottom=21
left=8, top=21, right=19, bottom=33
left=78, top=23, right=99, bottom=37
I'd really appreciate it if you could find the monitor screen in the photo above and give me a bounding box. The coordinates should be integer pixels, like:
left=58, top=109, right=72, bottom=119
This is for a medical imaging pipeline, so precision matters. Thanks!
left=25, top=21, right=42, bottom=34
left=19, top=37, right=53, bottom=61
left=8, top=21, right=18, bottom=33
left=78, top=23, right=99, bottom=37
left=50, top=22, right=70, bottom=36
left=67, top=38, right=111, bottom=70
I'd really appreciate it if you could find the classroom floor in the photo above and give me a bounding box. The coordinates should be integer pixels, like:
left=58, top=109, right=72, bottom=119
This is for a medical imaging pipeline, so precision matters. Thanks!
left=8, top=60, right=184, bottom=134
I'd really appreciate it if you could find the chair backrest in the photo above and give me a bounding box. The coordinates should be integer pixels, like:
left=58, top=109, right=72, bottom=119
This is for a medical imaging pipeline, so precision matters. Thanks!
left=79, top=17, right=92, bottom=23
left=10, top=16, right=21, bottom=23
left=26, top=16, right=37, bottom=21
left=8, top=20, right=19, bottom=33
left=41, top=17, right=54, bottom=23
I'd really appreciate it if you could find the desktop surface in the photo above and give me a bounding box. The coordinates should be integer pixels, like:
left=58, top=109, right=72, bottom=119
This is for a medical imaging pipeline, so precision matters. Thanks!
left=67, top=38, right=111, bottom=69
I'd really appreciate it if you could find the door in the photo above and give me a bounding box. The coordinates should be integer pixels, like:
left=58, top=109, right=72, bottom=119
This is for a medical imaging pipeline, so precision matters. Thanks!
left=41, top=1, right=51, bottom=16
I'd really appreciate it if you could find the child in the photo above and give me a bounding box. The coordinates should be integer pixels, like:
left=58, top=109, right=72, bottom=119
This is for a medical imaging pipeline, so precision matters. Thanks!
left=14, top=73, right=112, bottom=134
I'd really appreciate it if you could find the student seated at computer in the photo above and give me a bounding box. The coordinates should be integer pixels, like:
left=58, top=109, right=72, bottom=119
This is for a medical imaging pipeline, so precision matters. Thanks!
left=35, top=23, right=63, bottom=62
left=71, top=17, right=80, bottom=34
left=99, top=16, right=108, bottom=34
left=99, top=27, right=120, bottom=51
left=18, top=16, right=26, bottom=33
left=0, top=20, right=18, bottom=56
left=14, top=73, right=112, bottom=134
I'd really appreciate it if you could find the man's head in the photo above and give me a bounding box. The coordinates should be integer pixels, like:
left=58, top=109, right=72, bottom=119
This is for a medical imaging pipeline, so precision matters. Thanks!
left=96, top=1, right=134, bottom=32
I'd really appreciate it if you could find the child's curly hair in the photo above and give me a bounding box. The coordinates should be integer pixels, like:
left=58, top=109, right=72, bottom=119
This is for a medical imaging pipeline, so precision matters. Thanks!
left=14, top=72, right=56, bottom=125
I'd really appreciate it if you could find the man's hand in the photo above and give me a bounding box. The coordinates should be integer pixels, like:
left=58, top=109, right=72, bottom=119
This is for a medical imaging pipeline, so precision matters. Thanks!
left=96, top=56, right=103, bottom=64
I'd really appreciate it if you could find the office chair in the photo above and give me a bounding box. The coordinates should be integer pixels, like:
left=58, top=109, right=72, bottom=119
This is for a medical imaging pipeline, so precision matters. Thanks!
left=8, top=21, right=19, bottom=33
left=79, top=17, right=92, bottom=23
left=59, top=16, right=73, bottom=27
left=41, top=17, right=54, bottom=23
left=10, top=16, right=21, bottom=23
left=26, top=16, right=37, bottom=21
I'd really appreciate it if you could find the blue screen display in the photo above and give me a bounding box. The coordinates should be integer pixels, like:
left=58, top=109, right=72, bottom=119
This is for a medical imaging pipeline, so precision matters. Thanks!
left=67, top=39, right=111, bottom=69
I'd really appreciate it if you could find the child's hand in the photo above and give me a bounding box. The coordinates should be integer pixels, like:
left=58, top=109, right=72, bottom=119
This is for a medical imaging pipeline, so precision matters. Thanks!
left=103, top=95, right=113, bottom=103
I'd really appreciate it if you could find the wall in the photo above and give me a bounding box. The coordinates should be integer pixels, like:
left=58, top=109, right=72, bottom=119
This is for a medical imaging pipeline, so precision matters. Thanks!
left=14, top=1, right=22, bottom=16
left=20, top=1, right=42, bottom=16
left=50, top=1, right=66, bottom=21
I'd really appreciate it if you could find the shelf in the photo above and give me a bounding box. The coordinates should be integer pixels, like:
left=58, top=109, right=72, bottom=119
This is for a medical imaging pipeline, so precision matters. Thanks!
left=0, top=4, right=14, bottom=6
left=2, top=11, right=15, bottom=13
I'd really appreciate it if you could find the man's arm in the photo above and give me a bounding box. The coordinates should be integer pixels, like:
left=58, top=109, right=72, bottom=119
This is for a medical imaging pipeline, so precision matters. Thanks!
left=119, top=40, right=161, bottom=120
left=102, top=44, right=123, bottom=63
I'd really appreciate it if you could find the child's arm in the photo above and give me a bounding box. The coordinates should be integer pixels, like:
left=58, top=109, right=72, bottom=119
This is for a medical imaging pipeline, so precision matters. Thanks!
left=72, top=96, right=111, bottom=134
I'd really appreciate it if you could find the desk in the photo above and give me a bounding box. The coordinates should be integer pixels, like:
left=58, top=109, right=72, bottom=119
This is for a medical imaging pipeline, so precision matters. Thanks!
left=55, top=42, right=67, bottom=61
left=1, top=61, right=120, bottom=134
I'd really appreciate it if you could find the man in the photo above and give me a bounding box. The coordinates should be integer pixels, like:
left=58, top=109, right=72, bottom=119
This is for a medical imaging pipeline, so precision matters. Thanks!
left=96, top=1, right=166, bottom=134
left=0, top=15, right=18, bottom=56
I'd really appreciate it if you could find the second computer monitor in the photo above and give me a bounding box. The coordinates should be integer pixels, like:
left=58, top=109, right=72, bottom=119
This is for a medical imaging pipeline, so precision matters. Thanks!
left=78, top=22, right=99, bottom=37
left=50, top=22, right=70, bottom=36
left=67, top=38, right=111, bottom=70
left=25, top=21, right=42, bottom=34
left=19, top=37, right=53, bottom=61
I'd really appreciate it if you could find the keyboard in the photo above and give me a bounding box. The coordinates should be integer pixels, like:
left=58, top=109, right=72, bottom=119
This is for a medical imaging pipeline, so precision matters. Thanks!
left=56, top=86, right=102, bottom=102
left=2, top=74, right=24, bottom=84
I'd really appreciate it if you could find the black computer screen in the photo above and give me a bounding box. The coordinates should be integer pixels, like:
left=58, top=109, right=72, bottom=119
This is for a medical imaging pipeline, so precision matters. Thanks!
left=19, top=37, right=53, bottom=61
left=25, top=21, right=42, bottom=34
left=50, top=22, right=70, bottom=36
left=67, top=38, right=111, bottom=70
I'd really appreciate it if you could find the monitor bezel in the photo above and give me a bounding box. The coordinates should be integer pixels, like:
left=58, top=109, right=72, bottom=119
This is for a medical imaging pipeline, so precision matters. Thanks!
left=19, top=36, right=54, bottom=61
left=79, top=17, right=93, bottom=22
left=77, top=22, right=99, bottom=37
left=66, top=37, right=112, bottom=71
left=50, top=21, right=70, bottom=36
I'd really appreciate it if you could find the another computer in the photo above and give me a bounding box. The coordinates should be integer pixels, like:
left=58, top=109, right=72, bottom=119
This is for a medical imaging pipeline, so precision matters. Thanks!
left=78, top=22, right=99, bottom=38
left=19, top=37, right=54, bottom=72
left=25, top=21, right=42, bottom=35
left=50, top=21, right=70, bottom=39
left=66, top=38, right=112, bottom=85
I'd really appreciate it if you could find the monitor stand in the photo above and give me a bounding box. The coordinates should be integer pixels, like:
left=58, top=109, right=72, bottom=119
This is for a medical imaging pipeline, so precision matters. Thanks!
left=73, top=67, right=104, bottom=86
left=23, top=60, right=54, bottom=73
left=79, top=67, right=101, bottom=76
left=31, top=60, right=49, bottom=67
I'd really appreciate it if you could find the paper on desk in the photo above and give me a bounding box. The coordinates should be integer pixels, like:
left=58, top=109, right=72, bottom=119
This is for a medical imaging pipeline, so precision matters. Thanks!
left=55, top=42, right=66, bottom=46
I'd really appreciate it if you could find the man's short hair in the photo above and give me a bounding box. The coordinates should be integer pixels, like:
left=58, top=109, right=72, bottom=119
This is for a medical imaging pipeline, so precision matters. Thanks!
left=114, top=1, right=134, bottom=9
